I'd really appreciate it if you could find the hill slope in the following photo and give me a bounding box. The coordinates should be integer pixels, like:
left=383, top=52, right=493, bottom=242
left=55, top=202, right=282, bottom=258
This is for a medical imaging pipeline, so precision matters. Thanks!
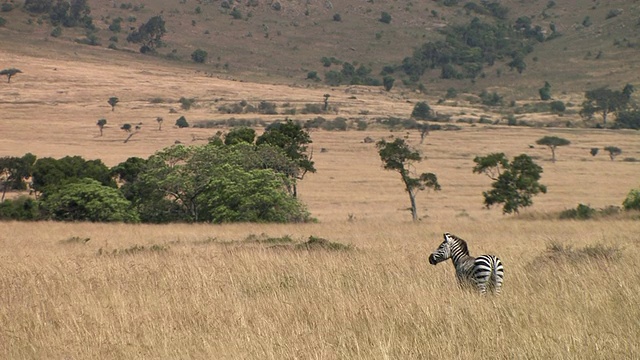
left=1, top=0, right=639, bottom=95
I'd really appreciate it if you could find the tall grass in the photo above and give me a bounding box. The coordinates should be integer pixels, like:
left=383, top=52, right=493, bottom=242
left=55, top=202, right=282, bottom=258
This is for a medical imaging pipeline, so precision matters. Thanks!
left=1, top=220, right=638, bottom=359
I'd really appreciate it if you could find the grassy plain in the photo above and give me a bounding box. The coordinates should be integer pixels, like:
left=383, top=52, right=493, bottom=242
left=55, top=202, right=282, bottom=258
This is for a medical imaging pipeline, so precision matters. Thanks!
left=1, top=45, right=640, bottom=359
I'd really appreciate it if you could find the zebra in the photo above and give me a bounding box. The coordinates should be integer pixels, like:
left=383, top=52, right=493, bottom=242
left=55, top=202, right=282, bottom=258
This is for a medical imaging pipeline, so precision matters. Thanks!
left=428, top=232, right=504, bottom=294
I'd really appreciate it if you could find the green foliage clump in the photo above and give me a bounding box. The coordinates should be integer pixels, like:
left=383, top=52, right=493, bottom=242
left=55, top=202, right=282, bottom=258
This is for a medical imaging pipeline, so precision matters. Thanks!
left=0, top=196, right=41, bottom=221
left=559, top=204, right=596, bottom=220
left=473, top=153, right=546, bottom=214
left=539, top=81, right=551, bottom=100
left=411, top=101, right=433, bottom=120
left=41, top=178, right=139, bottom=222
left=623, top=188, right=640, bottom=211
left=191, top=49, right=208, bottom=63
left=615, top=110, right=640, bottom=129
left=549, top=100, right=565, bottom=113
left=379, top=12, right=391, bottom=24
left=179, top=97, right=196, bottom=110
left=126, top=15, right=166, bottom=53
left=175, top=116, right=189, bottom=128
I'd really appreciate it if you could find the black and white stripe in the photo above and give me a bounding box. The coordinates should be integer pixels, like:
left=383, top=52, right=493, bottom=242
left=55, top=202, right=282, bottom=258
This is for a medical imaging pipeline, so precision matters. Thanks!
left=428, top=232, right=504, bottom=294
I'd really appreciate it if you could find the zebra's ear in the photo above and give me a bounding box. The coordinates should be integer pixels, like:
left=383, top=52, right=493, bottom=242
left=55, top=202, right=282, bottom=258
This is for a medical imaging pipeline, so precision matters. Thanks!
left=443, top=232, right=452, bottom=241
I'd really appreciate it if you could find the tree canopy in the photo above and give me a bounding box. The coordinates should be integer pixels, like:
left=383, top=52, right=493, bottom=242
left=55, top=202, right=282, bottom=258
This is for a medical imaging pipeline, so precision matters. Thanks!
left=473, top=153, right=546, bottom=214
left=0, top=68, right=22, bottom=83
left=536, top=136, right=571, bottom=162
left=126, top=15, right=166, bottom=53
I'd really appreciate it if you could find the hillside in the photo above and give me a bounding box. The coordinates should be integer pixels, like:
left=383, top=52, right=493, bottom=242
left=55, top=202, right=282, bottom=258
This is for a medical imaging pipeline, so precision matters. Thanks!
left=1, top=0, right=639, bottom=96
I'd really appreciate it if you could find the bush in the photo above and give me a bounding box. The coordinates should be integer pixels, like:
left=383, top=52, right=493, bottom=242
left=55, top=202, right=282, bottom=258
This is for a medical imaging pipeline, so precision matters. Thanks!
left=0, top=17, right=6, bottom=27
left=191, top=48, right=208, bottom=63
left=0, top=196, right=41, bottom=221
left=333, top=13, right=341, bottom=22
left=50, top=26, right=62, bottom=37
left=559, top=204, right=596, bottom=220
left=179, top=97, right=196, bottom=110
left=549, top=100, right=566, bottom=113
left=623, top=188, right=640, bottom=211
left=175, top=116, right=189, bottom=128
left=1, top=3, right=14, bottom=12
left=379, top=12, right=391, bottom=24
left=41, top=179, right=139, bottom=222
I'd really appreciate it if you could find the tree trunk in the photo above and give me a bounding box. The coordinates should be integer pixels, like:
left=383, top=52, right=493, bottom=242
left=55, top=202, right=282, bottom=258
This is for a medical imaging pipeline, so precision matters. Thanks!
left=551, top=147, right=556, bottom=163
left=408, top=190, right=418, bottom=221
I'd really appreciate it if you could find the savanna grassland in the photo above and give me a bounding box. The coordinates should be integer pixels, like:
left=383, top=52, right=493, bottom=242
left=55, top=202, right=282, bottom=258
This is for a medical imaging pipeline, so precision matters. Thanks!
left=2, top=4, right=640, bottom=358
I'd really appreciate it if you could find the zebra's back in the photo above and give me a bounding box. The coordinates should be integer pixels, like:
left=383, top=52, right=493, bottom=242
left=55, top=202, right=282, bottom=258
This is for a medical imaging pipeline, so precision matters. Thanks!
left=473, top=255, right=504, bottom=294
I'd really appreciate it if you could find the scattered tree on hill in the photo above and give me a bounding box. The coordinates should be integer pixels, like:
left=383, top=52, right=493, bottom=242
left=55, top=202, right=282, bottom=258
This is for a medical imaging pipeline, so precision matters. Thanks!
left=376, top=138, right=440, bottom=221
left=175, top=116, right=189, bottom=128
left=379, top=11, right=392, bottom=24
left=96, top=118, right=107, bottom=136
left=473, top=153, right=546, bottom=214
left=536, top=136, right=570, bottom=162
left=323, top=94, right=330, bottom=111
left=156, top=117, right=163, bottom=131
left=126, top=15, right=166, bottom=53
left=107, top=97, right=119, bottom=111
left=1, top=68, right=22, bottom=83
left=539, top=81, right=551, bottom=100
left=604, top=146, right=622, bottom=161
left=411, top=101, right=435, bottom=144
left=580, top=84, right=634, bottom=124
left=383, top=76, right=395, bottom=91
left=191, top=49, right=208, bottom=63
left=24, top=0, right=53, bottom=13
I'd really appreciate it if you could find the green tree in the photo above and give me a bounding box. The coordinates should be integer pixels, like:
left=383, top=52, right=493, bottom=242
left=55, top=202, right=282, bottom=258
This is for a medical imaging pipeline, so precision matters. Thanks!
left=31, top=156, right=115, bottom=195
left=156, top=117, right=164, bottom=131
left=539, top=81, right=551, bottom=100
left=383, top=76, right=395, bottom=91
left=376, top=138, right=440, bottom=221
left=0, top=154, right=36, bottom=201
left=536, top=136, right=570, bottom=162
left=224, top=127, right=256, bottom=145
left=623, top=188, right=640, bottom=211
left=256, top=119, right=315, bottom=197
left=96, top=118, right=107, bottom=136
left=411, top=101, right=433, bottom=120
left=107, top=96, right=119, bottom=111
left=0, top=68, right=22, bottom=83
left=379, top=11, right=392, bottom=24
left=191, top=48, right=208, bottom=63
left=615, top=109, right=640, bottom=130
left=175, top=116, right=189, bottom=128
left=41, top=178, right=139, bottom=222
left=24, top=0, right=53, bottom=13
left=126, top=15, right=166, bottom=53
left=604, top=146, right=622, bottom=161
left=473, top=153, right=546, bottom=214
left=580, top=85, right=634, bottom=124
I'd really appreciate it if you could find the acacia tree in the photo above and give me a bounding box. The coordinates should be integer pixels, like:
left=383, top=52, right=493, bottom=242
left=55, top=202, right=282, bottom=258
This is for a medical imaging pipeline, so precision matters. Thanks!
left=473, top=153, right=546, bottom=214
left=604, top=146, right=622, bottom=161
left=580, top=84, right=634, bottom=124
left=96, top=118, right=107, bottom=136
left=376, top=138, right=440, bottom=221
left=0, top=68, right=22, bottom=83
left=536, top=136, right=570, bottom=162
left=107, top=97, right=119, bottom=111
left=156, top=117, right=163, bottom=131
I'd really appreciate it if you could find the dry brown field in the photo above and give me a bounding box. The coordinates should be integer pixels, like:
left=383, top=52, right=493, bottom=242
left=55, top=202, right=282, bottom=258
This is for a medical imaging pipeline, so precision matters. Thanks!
left=1, top=48, right=640, bottom=359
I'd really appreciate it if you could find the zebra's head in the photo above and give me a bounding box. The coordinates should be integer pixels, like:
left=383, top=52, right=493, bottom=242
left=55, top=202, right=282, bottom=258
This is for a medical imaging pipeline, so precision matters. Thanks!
left=428, top=232, right=468, bottom=265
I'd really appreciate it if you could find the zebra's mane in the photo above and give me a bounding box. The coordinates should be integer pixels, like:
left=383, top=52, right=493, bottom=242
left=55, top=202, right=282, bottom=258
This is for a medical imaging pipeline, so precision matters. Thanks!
left=446, top=233, right=470, bottom=256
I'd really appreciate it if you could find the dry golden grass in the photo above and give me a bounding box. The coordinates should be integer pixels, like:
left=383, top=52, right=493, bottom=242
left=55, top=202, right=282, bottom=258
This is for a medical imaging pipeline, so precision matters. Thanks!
left=1, top=220, right=639, bottom=359
left=2, top=44, right=640, bottom=359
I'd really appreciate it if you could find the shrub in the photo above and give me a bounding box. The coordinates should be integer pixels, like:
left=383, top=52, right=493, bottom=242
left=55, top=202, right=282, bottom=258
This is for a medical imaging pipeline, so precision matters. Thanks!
left=0, top=196, right=41, bottom=221
left=191, top=48, right=208, bottom=63
left=0, top=17, right=6, bottom=27
left=332, top=13, right=341, bottom=22
left=175, top=116, right=189, bottom=128
left=230, top=8, right=242, bottom=19
left=179, top=97, right=196, bottom=110
left=379, top=11, right=391, bottom=24
left=50, top=26, right=62, bottom=37
left=1, top=3, right=14, bottom=12
left=559, top=204, right=596, bottom=220
left=623, top=188, right=640, bottom=211
left=549, top=100, right=566, bottom=113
